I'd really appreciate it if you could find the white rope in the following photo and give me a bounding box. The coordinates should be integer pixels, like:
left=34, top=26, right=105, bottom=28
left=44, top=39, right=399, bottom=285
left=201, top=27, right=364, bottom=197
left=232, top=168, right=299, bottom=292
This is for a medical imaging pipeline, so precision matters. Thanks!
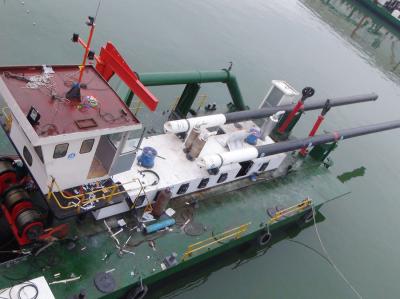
left=311, top=204, right=363, bottom=299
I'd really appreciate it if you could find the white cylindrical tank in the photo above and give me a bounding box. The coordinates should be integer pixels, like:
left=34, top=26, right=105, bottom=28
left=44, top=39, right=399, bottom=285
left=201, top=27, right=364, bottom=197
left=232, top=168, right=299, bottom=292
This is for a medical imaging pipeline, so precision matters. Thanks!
left=198, top=147, right=258, bottom=170
left=164, top=114, right=227, bottom=134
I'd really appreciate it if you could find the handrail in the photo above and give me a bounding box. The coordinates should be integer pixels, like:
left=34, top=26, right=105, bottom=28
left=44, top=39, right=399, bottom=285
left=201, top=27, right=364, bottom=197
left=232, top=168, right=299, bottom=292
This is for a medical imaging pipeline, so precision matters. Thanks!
left=267, top=198, right=312, bottom=225
left=181, top=222, right=251, bottom=261
left=47, top=176, right=146, bottom=210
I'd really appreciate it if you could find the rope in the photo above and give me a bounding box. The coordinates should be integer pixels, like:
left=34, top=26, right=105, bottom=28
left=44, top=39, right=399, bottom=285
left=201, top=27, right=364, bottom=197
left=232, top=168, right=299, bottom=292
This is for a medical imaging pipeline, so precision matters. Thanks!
left=311, top=205, right=363, bottom=299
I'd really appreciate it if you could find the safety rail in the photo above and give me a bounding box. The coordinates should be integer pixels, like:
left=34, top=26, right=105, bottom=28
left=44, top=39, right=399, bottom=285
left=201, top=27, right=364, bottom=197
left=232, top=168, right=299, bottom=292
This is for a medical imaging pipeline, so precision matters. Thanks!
left=47, top=176, right=146, bottom=210
left=181, top=222, right=251, bottom=261
left=267, top=197, right=312, bottom=225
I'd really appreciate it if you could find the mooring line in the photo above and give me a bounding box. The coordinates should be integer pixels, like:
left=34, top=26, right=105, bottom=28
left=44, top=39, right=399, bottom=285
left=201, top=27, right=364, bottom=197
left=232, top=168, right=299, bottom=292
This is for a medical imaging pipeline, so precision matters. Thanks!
left=311, top=205, right=363, bottom=299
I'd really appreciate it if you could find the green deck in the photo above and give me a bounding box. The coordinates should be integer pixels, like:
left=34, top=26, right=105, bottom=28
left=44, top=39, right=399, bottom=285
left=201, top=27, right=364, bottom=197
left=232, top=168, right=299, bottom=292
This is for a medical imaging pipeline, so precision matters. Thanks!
left=356, top=0, right=400, bottom=29
left=0, top=161, right=349, bottom=299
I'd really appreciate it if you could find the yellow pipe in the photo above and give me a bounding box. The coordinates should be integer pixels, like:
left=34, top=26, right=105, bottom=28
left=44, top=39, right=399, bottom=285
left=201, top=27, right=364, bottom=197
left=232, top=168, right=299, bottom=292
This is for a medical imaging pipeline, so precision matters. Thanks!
left=48, top=177, right=146, bottom=210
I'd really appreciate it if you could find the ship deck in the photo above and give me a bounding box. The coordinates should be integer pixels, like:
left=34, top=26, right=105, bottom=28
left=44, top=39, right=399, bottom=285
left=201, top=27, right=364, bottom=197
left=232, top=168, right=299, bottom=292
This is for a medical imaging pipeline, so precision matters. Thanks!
left=0, top=160, right=349, bottom=299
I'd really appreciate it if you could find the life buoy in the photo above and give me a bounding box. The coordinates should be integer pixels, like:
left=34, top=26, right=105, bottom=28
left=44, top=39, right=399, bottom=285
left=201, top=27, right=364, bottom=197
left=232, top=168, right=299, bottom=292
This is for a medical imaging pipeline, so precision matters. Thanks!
left=125, top=284, right=148, bottom=299
left=257, top=231, right=272, bottom=247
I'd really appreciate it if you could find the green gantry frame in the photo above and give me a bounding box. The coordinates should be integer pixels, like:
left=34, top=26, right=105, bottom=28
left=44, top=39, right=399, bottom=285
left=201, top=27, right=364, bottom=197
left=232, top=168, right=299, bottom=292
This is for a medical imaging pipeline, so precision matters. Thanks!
left=125, top=69, right=247, bottom=117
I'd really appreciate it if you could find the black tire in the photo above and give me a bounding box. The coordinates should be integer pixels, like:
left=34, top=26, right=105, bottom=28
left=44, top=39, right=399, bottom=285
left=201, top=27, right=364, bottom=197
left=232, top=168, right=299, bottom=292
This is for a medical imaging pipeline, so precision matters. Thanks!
left=125, top=284, right=148, bottom=299
left=257, top=231, right=272, bottom=247
left=297, top=209, right=314, bottom=228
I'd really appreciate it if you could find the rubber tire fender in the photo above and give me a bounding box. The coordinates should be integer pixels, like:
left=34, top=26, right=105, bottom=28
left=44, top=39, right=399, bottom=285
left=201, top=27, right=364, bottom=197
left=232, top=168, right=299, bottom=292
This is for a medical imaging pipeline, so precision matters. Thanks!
left=257, top=231, right=272, bottom=247
left=125, top=284, right=148, bottom=299
left=297, top=209, right=314, bottom=228
left=303, top=209, right=314, bottom=224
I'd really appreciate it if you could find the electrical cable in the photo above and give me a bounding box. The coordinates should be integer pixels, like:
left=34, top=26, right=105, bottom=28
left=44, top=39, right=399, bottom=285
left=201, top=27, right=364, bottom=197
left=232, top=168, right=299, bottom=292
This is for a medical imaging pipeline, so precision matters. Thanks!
left=16, top=281, right=38, bottom=299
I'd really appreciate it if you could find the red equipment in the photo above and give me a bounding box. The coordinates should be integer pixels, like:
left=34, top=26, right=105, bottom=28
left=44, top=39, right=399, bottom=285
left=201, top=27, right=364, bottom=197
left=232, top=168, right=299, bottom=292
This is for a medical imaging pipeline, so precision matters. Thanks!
left=1, top=186, right=68, bottom=246
left=278, top=87, right=315, bottom=134
left=299, top=100, right=331, bottom=156
left=0, top=158, right=17, bottom=195
left=73, top=17, right=159, bottom=111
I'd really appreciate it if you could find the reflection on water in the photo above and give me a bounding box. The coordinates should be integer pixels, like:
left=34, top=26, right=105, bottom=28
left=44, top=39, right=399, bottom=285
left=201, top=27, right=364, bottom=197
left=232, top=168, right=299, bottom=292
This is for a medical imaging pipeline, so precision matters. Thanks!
left=337, top=166, right=366, bottom=182
left=149, top=212, right=326, bottom=299
left=303, top=0, right=400, bottom=80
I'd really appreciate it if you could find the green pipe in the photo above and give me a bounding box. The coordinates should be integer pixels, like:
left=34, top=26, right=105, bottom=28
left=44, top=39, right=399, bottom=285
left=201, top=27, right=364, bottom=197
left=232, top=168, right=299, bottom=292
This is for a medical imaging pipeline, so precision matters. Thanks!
left=135, top=70, right=247, bottom=111
left=137, top=70, right=230, bottom=86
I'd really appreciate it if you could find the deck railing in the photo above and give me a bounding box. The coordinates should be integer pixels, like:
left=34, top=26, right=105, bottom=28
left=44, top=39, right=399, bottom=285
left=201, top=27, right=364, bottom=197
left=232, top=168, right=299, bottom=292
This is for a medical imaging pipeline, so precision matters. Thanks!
left=181, top=222, right=251, bottom=261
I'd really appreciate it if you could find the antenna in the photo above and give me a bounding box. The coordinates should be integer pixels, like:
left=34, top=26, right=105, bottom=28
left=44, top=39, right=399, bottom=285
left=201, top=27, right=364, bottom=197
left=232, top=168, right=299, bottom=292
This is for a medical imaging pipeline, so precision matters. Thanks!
left=67, top=0, right=103, bottom=101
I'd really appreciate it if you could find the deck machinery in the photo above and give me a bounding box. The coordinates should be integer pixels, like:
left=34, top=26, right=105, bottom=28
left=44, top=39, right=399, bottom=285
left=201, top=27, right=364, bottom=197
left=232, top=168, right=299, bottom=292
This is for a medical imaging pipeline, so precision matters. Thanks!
left=0, top=17, right=399, bottom=299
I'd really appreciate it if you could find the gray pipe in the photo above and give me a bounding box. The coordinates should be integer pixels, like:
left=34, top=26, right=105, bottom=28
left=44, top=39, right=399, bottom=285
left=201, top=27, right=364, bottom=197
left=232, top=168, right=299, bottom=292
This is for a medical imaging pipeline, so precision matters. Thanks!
left=224, top=93, right=378, bottom=123
left=256, top=119, right=400, bottom=157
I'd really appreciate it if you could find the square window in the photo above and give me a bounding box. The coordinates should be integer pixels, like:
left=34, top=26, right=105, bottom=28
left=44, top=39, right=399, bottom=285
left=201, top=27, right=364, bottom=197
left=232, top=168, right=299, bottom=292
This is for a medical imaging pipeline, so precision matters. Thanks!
left=80, top=139, right=95, bottom=154
left=53, top=143, right=69, bottom=159
left=198, top=178, right=209, bottom=189
left=34, top=146, right=44, bottom=163
left=217, top=173, right=228, bottom=183
left=258, top=162, right=270, bottom=172
left=177, top=183, right=190, bottom=195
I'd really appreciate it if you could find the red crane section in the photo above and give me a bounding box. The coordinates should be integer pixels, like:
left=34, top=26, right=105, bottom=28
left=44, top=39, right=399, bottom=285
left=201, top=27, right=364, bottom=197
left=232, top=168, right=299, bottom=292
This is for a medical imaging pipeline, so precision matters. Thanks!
left=95, top=42, right=159, bottom=111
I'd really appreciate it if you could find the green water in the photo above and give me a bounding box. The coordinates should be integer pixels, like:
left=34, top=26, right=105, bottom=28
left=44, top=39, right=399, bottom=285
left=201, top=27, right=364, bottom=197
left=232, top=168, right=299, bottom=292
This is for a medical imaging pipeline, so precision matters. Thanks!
left=1, top=0, right=400, bottom=298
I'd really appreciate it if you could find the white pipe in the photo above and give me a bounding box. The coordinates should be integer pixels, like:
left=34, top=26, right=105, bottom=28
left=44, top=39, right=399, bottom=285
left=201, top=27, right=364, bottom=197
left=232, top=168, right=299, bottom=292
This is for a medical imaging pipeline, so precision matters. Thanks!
left=164, top=114, right=227, bottom=133
left=197, top=147, right=259, bottom=170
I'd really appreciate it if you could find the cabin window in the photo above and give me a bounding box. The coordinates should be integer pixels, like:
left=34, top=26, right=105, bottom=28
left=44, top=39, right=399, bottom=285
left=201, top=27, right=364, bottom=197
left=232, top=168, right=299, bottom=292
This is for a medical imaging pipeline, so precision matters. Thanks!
left=53, top=143, right=69, bottom=159
left=34, top=146, right=44, bottom=163
left=217, top=173, right=228, bottom=183
left=177, top=183, right=190, bottom=195
left=198, top=178, right=209, bottom=189
left=23, top=146, right=32, bottom=166
left=80, top=139, right=95, bottom=154
left=258, top=162, right=270, bottom=172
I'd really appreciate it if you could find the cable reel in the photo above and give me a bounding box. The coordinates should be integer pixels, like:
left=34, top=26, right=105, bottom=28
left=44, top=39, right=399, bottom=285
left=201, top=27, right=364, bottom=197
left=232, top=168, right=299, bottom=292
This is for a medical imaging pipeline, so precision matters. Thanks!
left=0, top=158, right=18, bottom=196
left=1, top=186, right=44, bottom=245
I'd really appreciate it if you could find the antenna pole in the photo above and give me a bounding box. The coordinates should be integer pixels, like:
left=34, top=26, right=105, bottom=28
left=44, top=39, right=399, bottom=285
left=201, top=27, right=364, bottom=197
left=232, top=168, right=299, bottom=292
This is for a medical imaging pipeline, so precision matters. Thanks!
left=78, top=16, right=96, bottom=84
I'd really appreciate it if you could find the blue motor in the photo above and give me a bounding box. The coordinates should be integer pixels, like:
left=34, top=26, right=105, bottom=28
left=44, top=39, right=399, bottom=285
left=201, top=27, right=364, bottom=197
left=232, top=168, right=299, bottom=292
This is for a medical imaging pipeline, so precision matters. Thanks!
left=138, top=147, right=157, bottom=168
left=245, top=128, right=261, bottom=145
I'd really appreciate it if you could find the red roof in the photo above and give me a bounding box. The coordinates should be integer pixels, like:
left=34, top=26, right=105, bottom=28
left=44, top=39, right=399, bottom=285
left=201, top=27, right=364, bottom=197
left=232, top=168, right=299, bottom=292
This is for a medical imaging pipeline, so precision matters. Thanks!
left=0, top=65, right=139, bottom=137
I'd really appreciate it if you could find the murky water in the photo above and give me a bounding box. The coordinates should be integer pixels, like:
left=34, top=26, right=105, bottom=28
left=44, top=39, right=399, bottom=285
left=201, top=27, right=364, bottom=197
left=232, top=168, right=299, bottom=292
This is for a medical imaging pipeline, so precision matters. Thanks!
left=1, top=0, right=400, bottom=298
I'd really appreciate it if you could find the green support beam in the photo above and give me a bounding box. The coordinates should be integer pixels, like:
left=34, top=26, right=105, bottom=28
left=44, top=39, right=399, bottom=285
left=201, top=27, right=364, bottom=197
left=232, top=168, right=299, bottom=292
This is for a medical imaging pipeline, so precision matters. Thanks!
left=175, top=83, right=201, bottom=117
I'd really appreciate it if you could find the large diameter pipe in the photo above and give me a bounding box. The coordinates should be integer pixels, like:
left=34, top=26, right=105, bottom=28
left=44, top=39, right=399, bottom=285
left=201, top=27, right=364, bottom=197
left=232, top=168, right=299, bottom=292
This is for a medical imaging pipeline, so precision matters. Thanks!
left=256, top=119, right=400, bottom=157
left=164, top=93, right=378, bottom=134
left=224, top=93, right=378, bottom=123
left=138, top=71, right=230, bottom=86
left=198, top=147, right=258, bottom=169
left=199, top=119, right=400, bottom=170
left=164, top=114, right=226, bottom=133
